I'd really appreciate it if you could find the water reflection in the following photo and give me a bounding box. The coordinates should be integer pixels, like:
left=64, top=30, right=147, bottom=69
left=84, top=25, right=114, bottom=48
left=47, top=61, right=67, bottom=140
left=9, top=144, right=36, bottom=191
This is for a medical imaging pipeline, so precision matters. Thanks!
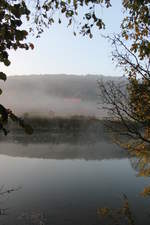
left=0, top=133, right=150, bottom=225
left=0, top=155, right=149, bottom=225
left=0, top=141, right=127, bottom=160
left=98, top=139, right=150, bottom=224
left=0, top=122, right=110, bottom=145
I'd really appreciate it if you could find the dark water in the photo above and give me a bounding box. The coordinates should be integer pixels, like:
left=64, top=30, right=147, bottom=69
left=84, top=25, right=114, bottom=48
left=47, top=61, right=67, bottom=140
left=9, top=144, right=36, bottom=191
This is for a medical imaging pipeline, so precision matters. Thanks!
left=0, top=132, right=150, bottom=225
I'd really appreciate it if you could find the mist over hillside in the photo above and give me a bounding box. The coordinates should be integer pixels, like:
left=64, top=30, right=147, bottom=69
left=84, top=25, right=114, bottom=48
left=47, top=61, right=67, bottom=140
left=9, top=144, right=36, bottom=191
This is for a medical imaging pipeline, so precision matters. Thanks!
left=0, top=74, right=123, bottom=117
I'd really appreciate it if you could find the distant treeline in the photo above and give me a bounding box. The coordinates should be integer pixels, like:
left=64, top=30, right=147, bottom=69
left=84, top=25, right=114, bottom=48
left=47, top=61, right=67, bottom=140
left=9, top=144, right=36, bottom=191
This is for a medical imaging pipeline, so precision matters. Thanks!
left=10, top=115, right=103, bottom=132
left=0, top=116, right=111, bottom=144
left=0, top=75, right=126, bottom=117
left=2, top=74, right=121, bottom=101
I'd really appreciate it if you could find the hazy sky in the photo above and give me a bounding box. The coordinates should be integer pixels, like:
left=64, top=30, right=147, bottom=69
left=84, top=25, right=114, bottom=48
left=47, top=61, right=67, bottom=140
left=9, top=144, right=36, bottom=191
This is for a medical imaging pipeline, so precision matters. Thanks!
left=2, top=0, right=124, bottom=76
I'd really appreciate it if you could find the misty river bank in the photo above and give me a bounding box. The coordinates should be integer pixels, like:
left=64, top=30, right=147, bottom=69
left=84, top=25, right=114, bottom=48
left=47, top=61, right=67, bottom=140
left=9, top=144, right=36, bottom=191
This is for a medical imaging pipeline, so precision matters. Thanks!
left=1, top=116, right=109, bottom=143
left=0, top=116, right=128, bottom=160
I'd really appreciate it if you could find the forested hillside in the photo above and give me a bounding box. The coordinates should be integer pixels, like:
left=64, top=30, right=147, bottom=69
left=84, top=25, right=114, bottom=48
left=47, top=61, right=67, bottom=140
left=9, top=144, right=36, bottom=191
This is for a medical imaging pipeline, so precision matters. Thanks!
left=0, top=74, right=123, bottom=117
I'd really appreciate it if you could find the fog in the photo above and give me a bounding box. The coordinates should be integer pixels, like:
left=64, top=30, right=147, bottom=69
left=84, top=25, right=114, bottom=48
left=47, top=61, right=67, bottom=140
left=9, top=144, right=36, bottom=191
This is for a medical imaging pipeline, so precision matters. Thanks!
left=0, top=74, right=122, bottom=117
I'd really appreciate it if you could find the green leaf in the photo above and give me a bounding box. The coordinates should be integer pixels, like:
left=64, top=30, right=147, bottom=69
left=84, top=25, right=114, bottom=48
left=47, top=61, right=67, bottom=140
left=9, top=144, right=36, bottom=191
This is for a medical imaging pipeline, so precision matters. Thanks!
left=0, top=72, right=7, bottom=81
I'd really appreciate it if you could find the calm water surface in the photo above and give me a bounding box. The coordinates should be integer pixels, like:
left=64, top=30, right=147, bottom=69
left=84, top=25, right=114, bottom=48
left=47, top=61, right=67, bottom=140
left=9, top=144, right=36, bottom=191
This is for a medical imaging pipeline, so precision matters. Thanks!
left=0, top=133, right=150, bottom=225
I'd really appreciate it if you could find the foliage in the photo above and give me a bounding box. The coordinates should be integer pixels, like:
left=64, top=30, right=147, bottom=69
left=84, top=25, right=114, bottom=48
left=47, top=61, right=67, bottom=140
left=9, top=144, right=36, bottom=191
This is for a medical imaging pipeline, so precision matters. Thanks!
left=0, top=1, right=149, bottom=224
left=0, top=105, right=33, bottom=135
left=97, top=194, right=135, bottom=225
left=30, top=0, right=111, bottom=38
left=0, top=0, right=34, bottom=135
left=0, top=0, right=33, bottom=81
left=99, top=0, right=150, bottom=143
left=0, top=0, right=149, bottom=135
left=97, top=4, right=150, bottom=222
left=98, top=77, right=150, bottom=144
left=122, top=0, right=150, bottom=60
left=98, top=22, right=150, bottom=143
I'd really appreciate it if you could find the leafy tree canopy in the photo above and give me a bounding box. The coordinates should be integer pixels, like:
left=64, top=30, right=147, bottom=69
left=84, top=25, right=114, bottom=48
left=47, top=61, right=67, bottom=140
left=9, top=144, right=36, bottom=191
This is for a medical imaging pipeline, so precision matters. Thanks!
left=122, top=0, right=150, bottom=60
left=97, top=1, right=150, bottom=146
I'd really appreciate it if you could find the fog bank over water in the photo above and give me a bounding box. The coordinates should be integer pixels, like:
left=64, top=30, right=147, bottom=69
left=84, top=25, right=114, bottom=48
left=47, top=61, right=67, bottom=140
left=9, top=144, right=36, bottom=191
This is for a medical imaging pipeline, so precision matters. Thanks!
left=0, top=74, right=123, bottom=117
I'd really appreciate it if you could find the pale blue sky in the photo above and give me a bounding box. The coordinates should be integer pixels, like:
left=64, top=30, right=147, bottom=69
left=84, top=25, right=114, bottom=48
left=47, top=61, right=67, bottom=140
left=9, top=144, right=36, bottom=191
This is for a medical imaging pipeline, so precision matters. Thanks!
left=2, top=0, right=124, bottom=76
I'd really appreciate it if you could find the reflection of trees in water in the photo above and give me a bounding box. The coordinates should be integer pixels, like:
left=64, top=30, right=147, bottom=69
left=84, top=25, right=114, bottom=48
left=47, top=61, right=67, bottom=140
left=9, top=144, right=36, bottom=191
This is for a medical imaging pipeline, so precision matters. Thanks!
left=129, top=145, right=150, bottom=197
left=130, top=156, right=150, bottom=174
left=0, top=141, right=127, bottom=160
left=98, top=143, right=150, bottom=224
left=97, top=194, right=136, bottom=225
left=0, top=130, right=111, bottom=146
left=0, top=186, right=47, bottom=225
left=0, top=118, right=110, bottom=145
left=18, top=210, right=47, bottom=225
left=128, top=143, right=150, bottom=178
left=0, top=186, right=20, bottom=217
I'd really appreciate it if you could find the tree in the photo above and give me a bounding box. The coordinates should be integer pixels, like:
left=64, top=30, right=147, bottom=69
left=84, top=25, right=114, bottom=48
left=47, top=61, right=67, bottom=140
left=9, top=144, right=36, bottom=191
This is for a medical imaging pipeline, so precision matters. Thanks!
left=98, top=0, right=150, bottom=147
left=98, top=35, right=150, bottom=145
left=97, top=194, right=135, bottom=225
left=121, top=0, right=150, bottom=60
left=0, top=0, right=149, bottom=136
left=0, top=0, right=34, bottom=134
left=97, top=2, right=150, bottom=223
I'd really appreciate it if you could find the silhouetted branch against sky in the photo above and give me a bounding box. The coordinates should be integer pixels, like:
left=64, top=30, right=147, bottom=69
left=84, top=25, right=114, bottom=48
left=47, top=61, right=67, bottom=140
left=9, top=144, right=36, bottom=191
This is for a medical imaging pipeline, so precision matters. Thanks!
left=1, top=0, right=123, bottom=76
